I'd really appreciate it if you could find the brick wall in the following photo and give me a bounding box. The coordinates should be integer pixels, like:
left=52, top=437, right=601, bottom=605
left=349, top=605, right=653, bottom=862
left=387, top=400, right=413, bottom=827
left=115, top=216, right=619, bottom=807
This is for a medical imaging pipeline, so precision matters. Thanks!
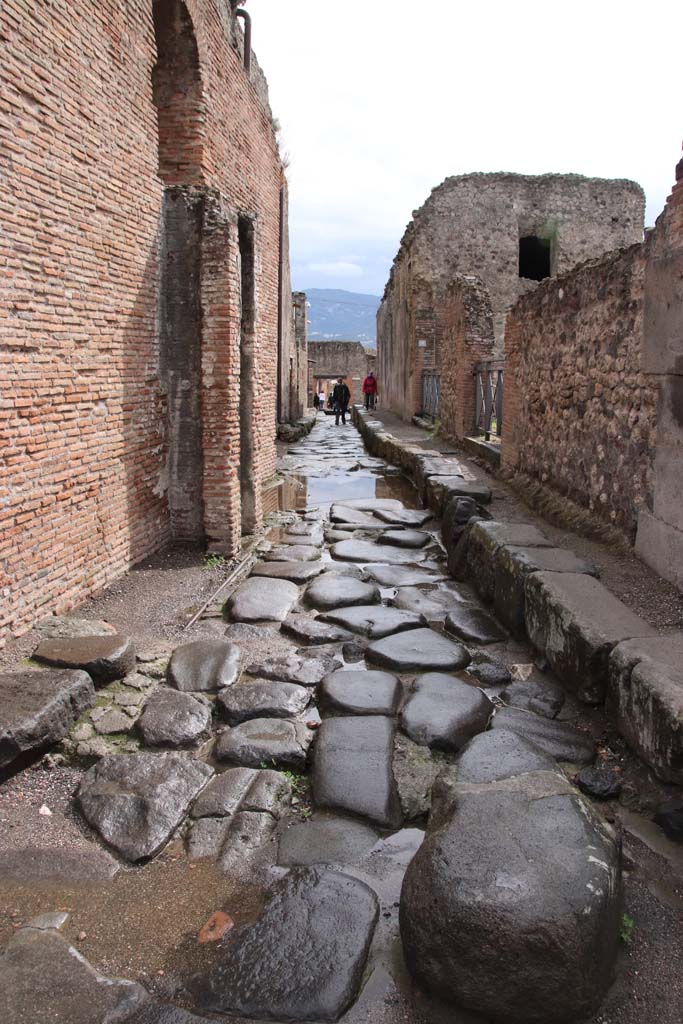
left=310, top=341, right=376, bottom=404
left=0, top=0, right=286, bottom=643
left=438, top=276, right=496, bottom=440
left=502, top=243, right=657, bottom=541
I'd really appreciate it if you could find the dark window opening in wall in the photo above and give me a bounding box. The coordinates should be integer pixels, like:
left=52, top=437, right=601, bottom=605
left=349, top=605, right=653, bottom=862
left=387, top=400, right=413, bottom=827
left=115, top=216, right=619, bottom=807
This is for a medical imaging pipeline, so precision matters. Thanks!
left=152, top=0, right=204, bottom=185
left=519, top=236, right=551, bottom=281
left=239, top=216, right=257, bottom=536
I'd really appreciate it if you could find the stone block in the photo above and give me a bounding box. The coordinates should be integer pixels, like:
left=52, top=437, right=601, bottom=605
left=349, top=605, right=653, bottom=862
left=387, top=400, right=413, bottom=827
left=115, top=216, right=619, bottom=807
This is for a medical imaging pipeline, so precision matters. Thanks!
left=461, top=521, right=554, bottom=603
left=0, top=669, right=95, bottom=769
left=494, top=545, right=598, bottom=637
left=524, top=572, right=656, bottom=704
left=427, top=476, right=492, bottom=515
left=608, top=635, right=683, bottom=784
left=635, top=509, right=683, bottom=591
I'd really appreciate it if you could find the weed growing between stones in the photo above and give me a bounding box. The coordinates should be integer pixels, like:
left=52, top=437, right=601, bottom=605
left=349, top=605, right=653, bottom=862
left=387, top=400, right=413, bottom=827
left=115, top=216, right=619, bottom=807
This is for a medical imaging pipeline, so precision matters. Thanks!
left=621, top=912, right=635, bottom=945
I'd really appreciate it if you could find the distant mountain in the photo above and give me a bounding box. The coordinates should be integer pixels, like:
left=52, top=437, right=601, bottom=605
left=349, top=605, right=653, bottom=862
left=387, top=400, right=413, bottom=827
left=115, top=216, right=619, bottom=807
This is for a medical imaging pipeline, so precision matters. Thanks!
left=304, top=288, right=380, bottom=346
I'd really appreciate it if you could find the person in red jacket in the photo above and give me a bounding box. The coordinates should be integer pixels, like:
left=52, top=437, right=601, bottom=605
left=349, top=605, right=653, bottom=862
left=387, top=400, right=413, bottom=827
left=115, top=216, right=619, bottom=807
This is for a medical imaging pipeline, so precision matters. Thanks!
left=362, top=371, right=378, bottom=410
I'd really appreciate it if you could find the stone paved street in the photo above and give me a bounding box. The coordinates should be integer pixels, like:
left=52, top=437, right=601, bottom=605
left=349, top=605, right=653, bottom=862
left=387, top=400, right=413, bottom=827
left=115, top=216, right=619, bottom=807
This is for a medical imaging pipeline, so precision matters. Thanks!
left=0, top=412, right=682, bottom=1024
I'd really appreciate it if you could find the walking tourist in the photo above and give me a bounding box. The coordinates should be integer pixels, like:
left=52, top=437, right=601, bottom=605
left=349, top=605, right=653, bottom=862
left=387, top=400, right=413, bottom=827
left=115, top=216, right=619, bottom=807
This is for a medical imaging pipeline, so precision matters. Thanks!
left=362, top=371, right=378, bottom=410
left=332, top=377, right=351, bottom=425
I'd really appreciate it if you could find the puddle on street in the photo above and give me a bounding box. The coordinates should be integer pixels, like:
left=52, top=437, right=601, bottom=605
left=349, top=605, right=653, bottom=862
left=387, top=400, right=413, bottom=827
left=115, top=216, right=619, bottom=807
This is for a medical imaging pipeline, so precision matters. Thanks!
left=0, top=848, right=265, bottom=988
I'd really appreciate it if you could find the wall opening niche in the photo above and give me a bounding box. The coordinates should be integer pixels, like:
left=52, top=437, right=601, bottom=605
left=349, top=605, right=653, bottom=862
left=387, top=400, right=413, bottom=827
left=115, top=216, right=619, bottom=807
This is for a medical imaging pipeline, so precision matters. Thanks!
left=519, top=235, right=551, bottom=281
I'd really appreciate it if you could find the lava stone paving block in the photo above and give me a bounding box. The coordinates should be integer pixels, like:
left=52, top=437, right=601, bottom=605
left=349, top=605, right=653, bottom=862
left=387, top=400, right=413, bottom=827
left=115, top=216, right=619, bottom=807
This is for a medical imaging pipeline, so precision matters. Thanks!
left=247, top=651, right=341, bottom=687
left=281, top=614, right=354, bottom=645
left=490, top=707, right=594, bottom=763
left=0, top=668, right=95, bottom=769
left=392, top=585, right=465, bottom=621
left=381, top=529, right=430, bottom=549
left=318, top=669, right=401, bottom=716
left=188, top=868, right=378, bottom=1021
left=331, top=540, right=428, bottom=565
left=278, top=815, right=380, bottom=867
left=32, top=635, right=136, bottom=685
left=320, top=605, right=425, bottom=639
left=216, top=718, right=313, bottom=770
left=217, top=681, right=311, bottom=724
left=500, top=678, right=565, bottom=719
left=250, top=561, right=326, bottom=583
left=167, top=639, right=242, bottom=692
left=426, top=477, right=492, bottom=515
left=401, top=730, right=622, bottom=1024
left=78, top=752, right=213, bottom=861
left=225, top=578, right=300, bottom=623
left=524, top=572, right=657, bottom=704
left=264, top=544, right=321, bottom=562
left=304, top=575, right=381, bottom=611
left=444, top=605, right=507, bottom=645
left=312, top=715, right=402, bottom=828
left=137, top=689, right=211, bottom=748
left=400, top=673, right=491, bottom=751
left=373, top=507, right=434, bottom=527
left=366, top=628, right=471, bottom=673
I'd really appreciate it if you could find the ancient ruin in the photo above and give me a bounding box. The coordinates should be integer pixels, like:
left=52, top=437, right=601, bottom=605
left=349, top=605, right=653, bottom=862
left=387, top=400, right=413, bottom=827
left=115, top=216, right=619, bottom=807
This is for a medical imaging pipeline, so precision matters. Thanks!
left=1, top=4, right=682, bottom=1024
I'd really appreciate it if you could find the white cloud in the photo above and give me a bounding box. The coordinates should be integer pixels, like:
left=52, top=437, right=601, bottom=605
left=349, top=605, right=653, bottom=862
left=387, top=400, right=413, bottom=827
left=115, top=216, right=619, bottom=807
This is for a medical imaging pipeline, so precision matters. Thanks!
left=249, top=0, right=682, bottom=294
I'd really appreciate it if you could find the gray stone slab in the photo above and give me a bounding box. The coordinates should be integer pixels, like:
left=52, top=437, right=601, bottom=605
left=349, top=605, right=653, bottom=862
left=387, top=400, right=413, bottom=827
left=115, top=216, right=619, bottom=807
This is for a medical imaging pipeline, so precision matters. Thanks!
left=392, top=586, right=465, bottom=621
left=608, top=634, right=683, bottom=785
left=281, top=614, right=354, bottom=645
left=373, top=507, right=434, bottom=526
left=217, top=717, right=313, bottom=770
left=455, top=729, right=554, bottom=784
left=427, top=476, right=492, bottom=514
left=0, top=927, right=147, bottom=1024
left=265, top=544, right=321, bottom=562
left=0, top=669, right=95, bottom=769
left=276, top=533, right=323, bottom=547
left=382, top=529, right=430, bottom=548
left=217, top=680, right=311, bottom=724
left=225, top=578, right=299, bottom=623
left=313, top=715, right=401, bottom=828
left=250, top=560, right=325, bottom=583
left=524, top=571, right=657, bottom=703
left=465, top=659, right=512, bottom=687
left=218, top=809, right=279, bottom=874
left=500, top=678, right=566, bottom=719
left=78, top=752, right=213, bottom=861
left=191, top=767, right=257, bottom=817
left=247, top=651, right=341, bottom=687
left=125, top=1001, right=217, bottom=1024
left=278, top=815, right=380, bottom=866
left=367, top=628, right=471, bottom=673
left=325, top=529, right=354, bottom=542
left=32, top=635, right=136, bottom=685
left=319, top=669, right=401, bottom=716
left=320, top=562, right=364, bottom=578
left=167, top=639, right=241, bottom=692
left=336, top=498, right=404, bottom=510
left=35, top=616, right=117, bottom=639
left=137, top=689, right=211, bottom=747
left=491, top=707, right=594, bottom=763
left=401, top=673, right=492, bottom=751
left=304, top=575, right=381, bottom=611
left=401, top=730, right=621, bottom=1024
left=331, top=539, right=427, bottom=564
left=459, top=520, right=554, bottom=601
left=494, top=545, right=598, bottom=636
left=321, top=605, right=425, bottom=639
left=0, top=845, right=120, bottom=885
left=92, top=707, right=135, bottom=735
left=445, top=605, right=507, bottom=645
left=364, top=565, right=447, bottom=587
left=188, top=867, right=378, bottom=1022
left=330, top=505, right=382, bottom=528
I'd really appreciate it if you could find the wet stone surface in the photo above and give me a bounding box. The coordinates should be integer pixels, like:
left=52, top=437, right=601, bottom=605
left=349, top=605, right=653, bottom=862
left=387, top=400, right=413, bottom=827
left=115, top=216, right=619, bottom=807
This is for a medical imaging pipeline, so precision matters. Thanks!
left=167, top=640, right=241, bottom=693
left=320, top=604, right=425, bottom=639
left=304, top=575, right=381, bottom=610
left=216, top=717, right=313, bottom=770
left=246, top=651, right=341, bottom=687
left=367, top=627, right=471, bottom=673
left=319, top=669, right=401, bottom=716
left=400, top=673, right=492, bottom=751
left=217, top=680, right=311, bottom=724
left=281, top=613, right=354, bottom=645
left=137, top=689, right=211, bottom=747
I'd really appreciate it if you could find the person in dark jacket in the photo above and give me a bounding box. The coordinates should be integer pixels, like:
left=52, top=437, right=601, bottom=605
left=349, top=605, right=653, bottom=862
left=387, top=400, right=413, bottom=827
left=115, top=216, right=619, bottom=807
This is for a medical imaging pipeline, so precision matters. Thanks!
left=332, top=377, right=351, bottom=425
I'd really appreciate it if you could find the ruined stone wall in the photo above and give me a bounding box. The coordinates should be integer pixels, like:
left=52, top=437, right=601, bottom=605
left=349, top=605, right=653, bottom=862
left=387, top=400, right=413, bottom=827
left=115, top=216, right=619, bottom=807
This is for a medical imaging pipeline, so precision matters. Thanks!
left=438, top=277, right=496, bottom=441
left=292, top=292, right=309, bottom=416
left=502, top=244, right=657, bottom=541
left=310, top=341, right=376, bottom=404
left=378, top=173, right=645, bottom=419
left=0, top=0, right=286, bottom=643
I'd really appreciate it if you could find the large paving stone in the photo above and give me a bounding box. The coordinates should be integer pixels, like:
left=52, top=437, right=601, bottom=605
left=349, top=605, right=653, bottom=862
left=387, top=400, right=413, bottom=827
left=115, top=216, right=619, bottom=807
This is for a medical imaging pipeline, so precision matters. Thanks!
left=500, top=677, right=566, bottom=719
left=191, top=767, right=260, bottom=818
left=491, top=707, right=594, bottom=763
left=392, top=585, right=465, bottom=621
left=0, top=845, right=120, bottom=885
left=382, top=529, right=430, bottom=548
left=137, top=689, right=211, bottom=748
left=218, top=681, right=311, bottom=724
left=336, top=498, right=404, bottom=510
left=608, top=635, right=683, bottom=784
left=445, top=604, right=507, bottom=645
left=373, top=507, right=433, bottom=527
left=427, top=476, right=492, bottom=514
left=304, top=575, right=381, bottom=611
left=225, top=578, right=299, bottom=623
left=125, top=1002, right=217, bottom=1024
left=364, top=565, right=447, bottom=587
left=167, top=639, right=241, bottom=692
left=401, top=673, right=492, bottom=751
left=400, top=730, right=622, bottom=1023
left=281, top=614, right=353, bottom=645
left=320, top=604, right=425, bottom=639
left=366, top=627, right=470, bottom=673
left=494, top=545, right=598, bottom=636
left=0, top=669, right=95, bottom=769
left=320, top=562, right=364, bottom=578
left=32, top=635, right=136, bottom=685
left=247, top=651, right=341, bottom=687
left=454, top=728, right=553, bottom=784
left=189, top=867, right=378, bottom=1021
left=250, top=560, right=325, bottom=583
left=217, top=717, right=313, bottom=770
left=278, top=814, right=380, bottom=866
left=313, top=716, right=401, bottom=828
left=457, top=520, right=554, bottom=601
left=78, top=752, right=213, bottom=861
left=524, top=571, right=657, bottom=703
left=331, top=539, right=427, bottom=564
left=35, top=616, right=117, bottom=639
left=265, top=544, right=321, bottom=562
left=0, top=925, right=148, bottom=1024
left=319, top=669, right=401, bottom=716
left=330, top=505, right=382, bottom=528
left=275, top=532, right=323, bottom=547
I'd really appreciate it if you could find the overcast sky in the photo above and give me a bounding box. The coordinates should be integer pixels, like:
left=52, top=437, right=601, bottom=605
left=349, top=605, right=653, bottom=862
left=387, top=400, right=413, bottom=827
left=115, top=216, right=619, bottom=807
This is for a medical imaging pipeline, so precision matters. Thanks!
left=248, top=0, right=681, bottom=296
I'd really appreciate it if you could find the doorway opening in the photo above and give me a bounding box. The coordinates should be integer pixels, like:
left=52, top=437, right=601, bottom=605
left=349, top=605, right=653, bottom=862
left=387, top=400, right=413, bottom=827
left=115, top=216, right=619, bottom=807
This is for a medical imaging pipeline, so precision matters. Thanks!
left=239, top=216, right=257, bottom=535
left=518, top=235, right=551, bottom=281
